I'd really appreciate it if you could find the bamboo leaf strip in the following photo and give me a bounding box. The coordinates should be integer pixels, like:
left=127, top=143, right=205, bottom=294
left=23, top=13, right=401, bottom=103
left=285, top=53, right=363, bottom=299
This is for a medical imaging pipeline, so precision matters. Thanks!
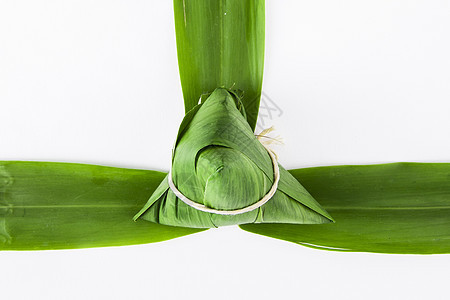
left=0, top=162, right=204, bottom=250
left=240, top=163, right=450, bottom=254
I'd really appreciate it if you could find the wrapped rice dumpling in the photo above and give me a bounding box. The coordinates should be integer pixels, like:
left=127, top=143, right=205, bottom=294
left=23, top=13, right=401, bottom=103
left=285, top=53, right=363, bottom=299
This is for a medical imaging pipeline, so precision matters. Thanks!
left=134, top=88, right=333, bottom=228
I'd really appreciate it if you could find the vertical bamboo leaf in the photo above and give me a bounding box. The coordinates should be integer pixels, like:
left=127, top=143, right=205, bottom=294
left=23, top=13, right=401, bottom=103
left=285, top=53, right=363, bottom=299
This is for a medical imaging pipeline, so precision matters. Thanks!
left=174, top=0, right=265, bottom=130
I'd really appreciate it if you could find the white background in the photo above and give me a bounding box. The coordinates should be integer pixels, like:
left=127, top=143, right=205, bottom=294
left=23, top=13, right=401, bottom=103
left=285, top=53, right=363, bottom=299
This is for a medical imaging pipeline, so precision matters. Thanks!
left=1, top=0, right=450, bottom=299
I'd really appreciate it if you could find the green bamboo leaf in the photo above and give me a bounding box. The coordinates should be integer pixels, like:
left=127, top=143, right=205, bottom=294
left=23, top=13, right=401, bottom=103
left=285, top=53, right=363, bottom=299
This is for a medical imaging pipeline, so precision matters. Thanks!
left=240, top=163, right=450, bottom=254
left=173, top=0, right=265, bottom=130
left=135, top=89, right=333, bottom=228
left=0, top=162, right=204, bottom=250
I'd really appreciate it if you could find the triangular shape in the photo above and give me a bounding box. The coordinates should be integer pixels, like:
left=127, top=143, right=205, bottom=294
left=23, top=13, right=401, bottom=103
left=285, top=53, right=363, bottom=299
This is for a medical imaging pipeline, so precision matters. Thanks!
left=135, top=89, right=333, bottom=228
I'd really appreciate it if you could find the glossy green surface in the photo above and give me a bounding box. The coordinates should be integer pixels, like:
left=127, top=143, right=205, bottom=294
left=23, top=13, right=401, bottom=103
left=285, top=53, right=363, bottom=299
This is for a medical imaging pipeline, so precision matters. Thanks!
left=0, top=162, right=203, bottom=250
left=2, top=161, right=450, bottom=253
left=241, top=163, right=450, bottom=254
left=135, top=89, right=333, bottom=228
left=174, top=0, right=265, bottom=130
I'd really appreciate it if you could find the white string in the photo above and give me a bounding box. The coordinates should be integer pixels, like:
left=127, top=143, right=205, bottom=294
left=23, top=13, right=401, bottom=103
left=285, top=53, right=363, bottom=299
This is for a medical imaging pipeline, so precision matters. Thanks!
left=167, top=145, right=280, bottom=215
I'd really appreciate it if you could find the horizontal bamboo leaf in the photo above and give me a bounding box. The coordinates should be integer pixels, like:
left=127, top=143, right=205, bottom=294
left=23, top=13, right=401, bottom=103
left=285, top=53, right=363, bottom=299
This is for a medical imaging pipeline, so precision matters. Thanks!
left=240, top=163, right=450, bottom=254
left=173, top=0, right=265, bottom=130
left=0, top=162, right=204, bottom=250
